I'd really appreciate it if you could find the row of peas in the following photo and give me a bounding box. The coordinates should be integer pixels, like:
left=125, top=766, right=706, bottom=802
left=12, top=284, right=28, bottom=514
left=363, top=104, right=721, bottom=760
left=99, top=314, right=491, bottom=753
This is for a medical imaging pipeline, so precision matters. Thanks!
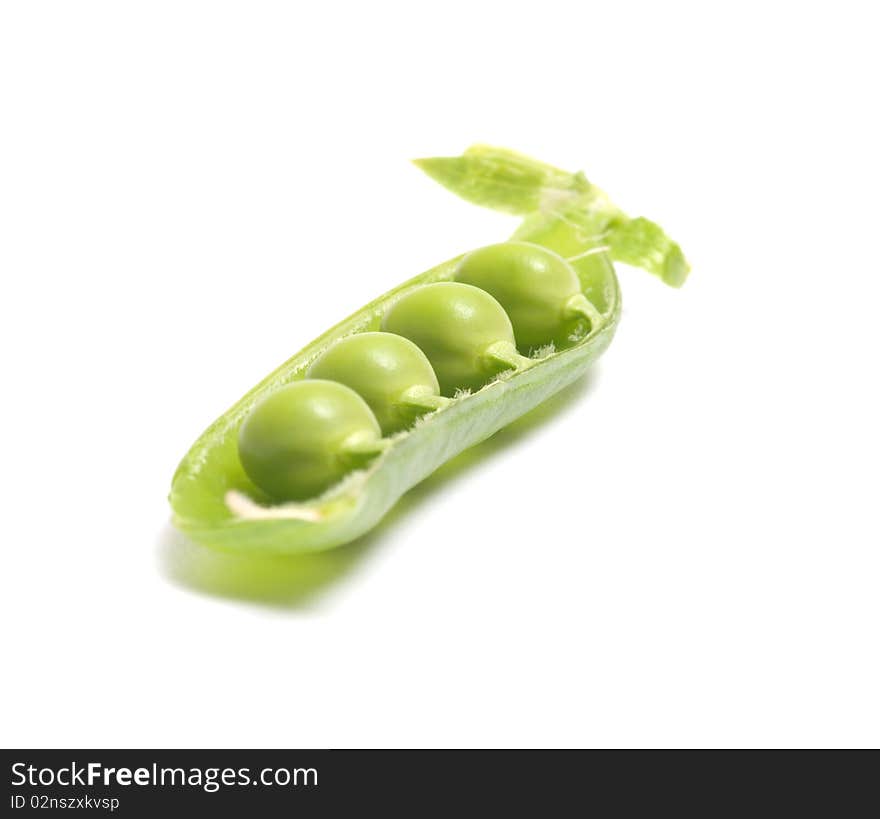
left=237, top=241, right=597, bottom=501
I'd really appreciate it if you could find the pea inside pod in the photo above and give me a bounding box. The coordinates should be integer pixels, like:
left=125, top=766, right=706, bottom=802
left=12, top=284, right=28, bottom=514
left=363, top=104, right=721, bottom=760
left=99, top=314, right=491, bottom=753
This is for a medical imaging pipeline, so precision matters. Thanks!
left=170, top=143, right=689, bottom=557
left=381, top=282, right=531, bottom=396
left=307, top=332, right=449, bottom=435
left=453, top=241, right=602, bottom=352
left=237, top=379, right=386, bottom=502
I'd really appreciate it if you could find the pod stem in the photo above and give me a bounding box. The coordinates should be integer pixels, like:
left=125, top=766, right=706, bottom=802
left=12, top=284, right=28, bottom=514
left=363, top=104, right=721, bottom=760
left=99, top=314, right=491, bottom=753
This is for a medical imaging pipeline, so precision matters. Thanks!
left=340, top=434, right=390, bottom=468
left=398, top=389, right=451, bottom=414
left=564, top=293, right=604, bottom=333
left=483, top=341, right=533, bottom=374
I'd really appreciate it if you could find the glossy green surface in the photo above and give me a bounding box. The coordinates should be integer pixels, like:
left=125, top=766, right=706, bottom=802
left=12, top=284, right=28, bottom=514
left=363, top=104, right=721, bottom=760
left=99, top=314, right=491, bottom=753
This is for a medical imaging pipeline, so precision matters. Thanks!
left=454, top=241, right=590, bottom=352
left=306, top=332, right=446, bottom=435
left=382, top=282, right=528, bottom=396
left=169, top=144, right=688, bottom=555
left=237, top=380, right=383, bottom=501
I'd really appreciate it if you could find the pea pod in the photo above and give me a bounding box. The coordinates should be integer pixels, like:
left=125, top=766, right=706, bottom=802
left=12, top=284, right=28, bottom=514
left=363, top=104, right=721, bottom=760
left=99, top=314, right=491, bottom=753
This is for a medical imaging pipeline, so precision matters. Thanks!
left=169, top=145, right=688, bottom=554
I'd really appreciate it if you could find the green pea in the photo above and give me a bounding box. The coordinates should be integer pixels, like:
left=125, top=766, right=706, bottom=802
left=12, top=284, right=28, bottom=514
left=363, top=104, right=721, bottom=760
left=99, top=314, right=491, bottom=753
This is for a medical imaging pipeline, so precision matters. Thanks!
left=306, top=332, right=449, bottom=435
left=453, top=241, right=601, bottom=352
left=381, top=282, right=530, bottom=395
left=237, top=380, right=386, bottom=501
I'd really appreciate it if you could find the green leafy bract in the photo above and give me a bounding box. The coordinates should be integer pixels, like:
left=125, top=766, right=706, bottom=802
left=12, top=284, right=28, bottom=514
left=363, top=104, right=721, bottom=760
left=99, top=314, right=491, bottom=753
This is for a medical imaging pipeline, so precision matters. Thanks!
left=415, top=144, right=689, bottom=287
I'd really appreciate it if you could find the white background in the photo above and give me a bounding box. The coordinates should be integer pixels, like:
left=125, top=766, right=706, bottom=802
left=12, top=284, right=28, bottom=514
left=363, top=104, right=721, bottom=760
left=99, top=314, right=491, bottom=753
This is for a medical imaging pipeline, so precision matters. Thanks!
left=2, top=2, right=878, bottom=749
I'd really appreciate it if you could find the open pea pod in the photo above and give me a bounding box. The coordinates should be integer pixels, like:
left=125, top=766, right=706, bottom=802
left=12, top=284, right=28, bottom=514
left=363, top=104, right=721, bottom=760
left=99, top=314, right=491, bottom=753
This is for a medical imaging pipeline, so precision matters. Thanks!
left=170, top=146, right=687, bottom=554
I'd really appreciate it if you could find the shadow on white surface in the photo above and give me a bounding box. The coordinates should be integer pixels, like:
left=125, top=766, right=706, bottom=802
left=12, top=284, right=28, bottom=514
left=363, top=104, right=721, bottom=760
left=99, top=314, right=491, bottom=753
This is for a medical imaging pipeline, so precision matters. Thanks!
left=158, top=370, right=599, bottom=610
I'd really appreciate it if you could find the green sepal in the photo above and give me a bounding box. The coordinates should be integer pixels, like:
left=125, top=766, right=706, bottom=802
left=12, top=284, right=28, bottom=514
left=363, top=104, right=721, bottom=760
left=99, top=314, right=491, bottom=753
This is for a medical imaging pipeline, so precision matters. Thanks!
left=606, top=216, right=690, bottom=287
left=415, top=144, right=690, bottom=287
left=413, top=144, right=590, bottom=216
